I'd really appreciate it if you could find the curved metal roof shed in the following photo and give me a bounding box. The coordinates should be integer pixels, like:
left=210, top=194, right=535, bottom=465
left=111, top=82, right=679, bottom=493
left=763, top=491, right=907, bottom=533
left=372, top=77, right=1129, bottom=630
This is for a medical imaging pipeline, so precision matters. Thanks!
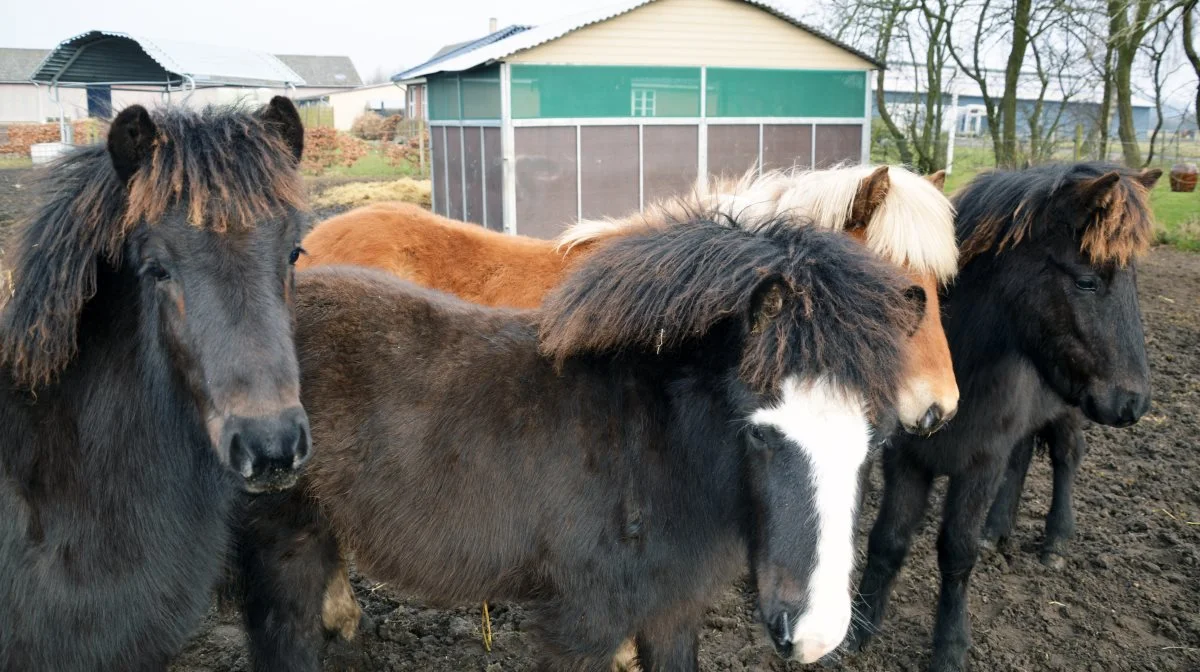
left=30, top=31, right=306, bottom=140
left=32, top=31, right=306, bottom=89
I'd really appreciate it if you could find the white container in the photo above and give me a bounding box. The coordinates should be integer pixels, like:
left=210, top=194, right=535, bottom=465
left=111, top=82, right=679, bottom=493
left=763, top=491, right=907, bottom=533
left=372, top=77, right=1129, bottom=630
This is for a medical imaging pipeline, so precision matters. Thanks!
left=31, top=142, right=73, bottom=165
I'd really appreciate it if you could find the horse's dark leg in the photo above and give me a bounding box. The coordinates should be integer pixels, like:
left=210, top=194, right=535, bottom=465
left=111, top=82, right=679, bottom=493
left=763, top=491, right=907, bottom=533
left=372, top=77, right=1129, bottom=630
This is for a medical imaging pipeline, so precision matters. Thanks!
left=980, top=432, right=1036, bottom=552
left=532, top=600, right=628, bottom=672
left=235, top=489, right=341, bottom=672
left=843, top=448, right=933, bottom=653
left=634, top=605, right=702, bottom=672
left=929, top=462, right=1006, bottom=672
left=1043, top=414, right=1086, bottom=569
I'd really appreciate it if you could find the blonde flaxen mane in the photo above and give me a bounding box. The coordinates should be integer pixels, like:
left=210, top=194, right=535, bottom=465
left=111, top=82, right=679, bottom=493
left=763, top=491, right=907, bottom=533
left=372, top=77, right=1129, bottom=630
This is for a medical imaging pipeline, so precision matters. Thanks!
left=557, top=164, right=959, bottom=284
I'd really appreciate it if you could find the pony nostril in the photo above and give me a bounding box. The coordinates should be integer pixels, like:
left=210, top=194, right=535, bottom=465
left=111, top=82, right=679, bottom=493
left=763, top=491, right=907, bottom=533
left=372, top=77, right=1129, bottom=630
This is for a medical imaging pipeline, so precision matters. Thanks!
left=771, top=611, right=794, bottom=658
left=228, top=433, right=254, bottom=479
left=918, top=405, right=943, bottom=433
left=293, top=423, right=311, bottom=466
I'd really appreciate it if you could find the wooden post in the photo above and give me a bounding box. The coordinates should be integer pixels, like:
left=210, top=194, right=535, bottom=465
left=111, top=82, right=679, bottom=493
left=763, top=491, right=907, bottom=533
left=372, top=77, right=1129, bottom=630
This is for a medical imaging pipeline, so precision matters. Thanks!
left=418, top=120, right=426, bottom=176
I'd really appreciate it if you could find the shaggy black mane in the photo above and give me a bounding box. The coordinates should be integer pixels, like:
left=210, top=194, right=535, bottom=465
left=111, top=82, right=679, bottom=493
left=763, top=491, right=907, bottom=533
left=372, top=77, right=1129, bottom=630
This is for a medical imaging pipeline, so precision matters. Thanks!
left=539, top=214, right=914, bottom=417
left=955, top=162, right=1155, bottom=267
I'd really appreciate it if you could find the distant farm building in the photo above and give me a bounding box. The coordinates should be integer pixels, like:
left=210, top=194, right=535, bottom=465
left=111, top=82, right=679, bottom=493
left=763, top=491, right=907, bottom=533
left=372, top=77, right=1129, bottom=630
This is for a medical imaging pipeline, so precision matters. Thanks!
left=296, top=82, right=407, bottom=131
left=877, top=66, right=1155, bottom=139
left=395, top=0, right=880, bottom=238
left=0, top=34, right=362, bottom=129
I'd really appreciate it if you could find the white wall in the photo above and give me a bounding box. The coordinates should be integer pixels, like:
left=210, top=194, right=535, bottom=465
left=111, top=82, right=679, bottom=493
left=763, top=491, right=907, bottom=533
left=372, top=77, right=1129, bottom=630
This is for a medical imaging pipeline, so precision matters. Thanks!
left=0, top=83, right=87, bottom=124
left=325, top=84, right=407, bottom=130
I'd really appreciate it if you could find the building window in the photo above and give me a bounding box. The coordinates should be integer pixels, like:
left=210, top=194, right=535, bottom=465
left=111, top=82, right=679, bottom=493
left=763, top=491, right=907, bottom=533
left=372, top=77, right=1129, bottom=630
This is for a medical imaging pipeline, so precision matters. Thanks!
left=408, top=88, right=416, bottom=119
left=631, top=88, right=656, bottom=117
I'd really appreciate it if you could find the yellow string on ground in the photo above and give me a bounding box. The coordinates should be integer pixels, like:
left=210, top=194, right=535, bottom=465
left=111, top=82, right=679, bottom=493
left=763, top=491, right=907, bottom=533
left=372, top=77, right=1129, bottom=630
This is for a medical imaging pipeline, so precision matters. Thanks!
left=481, top=601, right=493, bottom=652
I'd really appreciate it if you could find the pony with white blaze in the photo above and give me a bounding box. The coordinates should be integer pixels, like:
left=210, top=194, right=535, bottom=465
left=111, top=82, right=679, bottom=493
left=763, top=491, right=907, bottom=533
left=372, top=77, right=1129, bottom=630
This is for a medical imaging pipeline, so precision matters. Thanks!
left=232, top=214, right=922, bottom=672
left=559, top=163, right=960, bottom=436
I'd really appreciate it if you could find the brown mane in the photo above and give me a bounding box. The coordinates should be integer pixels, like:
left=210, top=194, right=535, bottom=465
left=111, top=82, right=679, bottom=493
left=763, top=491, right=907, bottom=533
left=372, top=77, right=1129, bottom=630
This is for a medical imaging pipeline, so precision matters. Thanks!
left=1, top=104, right=306, bottom=388
left=956, top=163, right=1159, bottom=267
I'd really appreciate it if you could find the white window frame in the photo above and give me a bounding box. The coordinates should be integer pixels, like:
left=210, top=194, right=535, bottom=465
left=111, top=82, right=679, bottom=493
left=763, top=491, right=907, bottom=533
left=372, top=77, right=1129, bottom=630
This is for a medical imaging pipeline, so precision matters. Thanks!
left=631, top=88, right=656, bottom=117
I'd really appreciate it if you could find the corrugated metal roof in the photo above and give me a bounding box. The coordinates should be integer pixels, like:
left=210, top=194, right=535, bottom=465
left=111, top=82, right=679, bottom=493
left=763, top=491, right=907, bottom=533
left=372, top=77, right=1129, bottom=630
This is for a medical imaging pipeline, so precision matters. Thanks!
left=397, top=0, right=881, bottom=81
left=30, top=31, right=306, bottom=88
left=393, top=25, right=532, bottom=82
left=275, top=54, right=363, bottom=88
left=0, top=48, right=51, bottom=83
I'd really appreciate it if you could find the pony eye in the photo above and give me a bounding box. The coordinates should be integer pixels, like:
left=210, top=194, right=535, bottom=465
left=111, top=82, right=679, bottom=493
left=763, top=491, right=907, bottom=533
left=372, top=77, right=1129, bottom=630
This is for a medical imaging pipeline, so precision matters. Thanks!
left=1074, top=276, right=1098, bottom=292
left=288, top=247, right=305, bottom=265
left=142, top=261, right=171, bottom=282
left=747, top=425, right=767, bottom=445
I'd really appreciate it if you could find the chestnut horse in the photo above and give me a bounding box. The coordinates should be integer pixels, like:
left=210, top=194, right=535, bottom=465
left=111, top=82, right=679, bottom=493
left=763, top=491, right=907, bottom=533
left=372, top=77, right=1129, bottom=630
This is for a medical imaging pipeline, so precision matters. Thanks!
left=300, top=165, right=960, bottom=435
left=235, top=215, right=921, bottom=671
left=1, top=100, right=311, bottom=669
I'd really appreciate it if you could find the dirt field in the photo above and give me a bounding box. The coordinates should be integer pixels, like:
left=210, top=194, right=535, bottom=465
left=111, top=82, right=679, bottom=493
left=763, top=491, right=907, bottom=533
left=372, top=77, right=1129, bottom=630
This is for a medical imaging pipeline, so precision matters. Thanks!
left=1, top=169, right=1196, bottom=671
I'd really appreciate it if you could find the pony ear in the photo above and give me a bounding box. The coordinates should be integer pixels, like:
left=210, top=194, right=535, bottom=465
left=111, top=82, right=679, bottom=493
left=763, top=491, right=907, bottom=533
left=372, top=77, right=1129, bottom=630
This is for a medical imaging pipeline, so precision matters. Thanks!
left=847, top=166, right=890, bottom=232
left=749, top=276, right=787, bottom=334
left=107, top=105, right=157, bottom=183
left=1078, top=171, right=1122, bottom=210
left=925, top=170, right=946, bottom=192
left=1137, top=168, right=1162, bottom=190
left=258, top=96, right=305, bottom=161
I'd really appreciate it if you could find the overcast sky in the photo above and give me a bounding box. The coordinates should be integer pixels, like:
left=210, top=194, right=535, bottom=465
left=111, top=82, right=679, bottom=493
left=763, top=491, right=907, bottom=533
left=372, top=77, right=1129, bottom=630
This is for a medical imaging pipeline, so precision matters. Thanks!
left=0, top=0, right=810, bottom=82
left=2, top=0, right=1192, bottom=111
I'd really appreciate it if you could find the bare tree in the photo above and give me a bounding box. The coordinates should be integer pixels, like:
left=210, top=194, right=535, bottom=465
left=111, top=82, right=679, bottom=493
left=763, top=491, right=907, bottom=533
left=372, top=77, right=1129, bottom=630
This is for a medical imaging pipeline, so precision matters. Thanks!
left=1020, top=1, right=1092, bottom=163
left=1184, top=0, right=1200, bottom=125
left=824, top=0, right=956, bottom=171
left=1139, top=16, right=1181, bottom=165
left=943, top=0, right=1057, bottom=167
left=1105, top=0, right=1186, bottom=167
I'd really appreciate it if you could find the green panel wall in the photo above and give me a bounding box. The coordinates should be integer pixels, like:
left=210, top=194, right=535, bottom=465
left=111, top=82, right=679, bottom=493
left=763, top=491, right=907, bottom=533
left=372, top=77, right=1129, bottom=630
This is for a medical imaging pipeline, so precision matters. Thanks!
left=428, top=66, right=501, bottom=121
left=705, top=69, right=867, bottom=118
left=510, top=65, right=701, bottom=119
left=461, top=66, right=501, bottom=119
left=427, top=75, right=460, bottom=121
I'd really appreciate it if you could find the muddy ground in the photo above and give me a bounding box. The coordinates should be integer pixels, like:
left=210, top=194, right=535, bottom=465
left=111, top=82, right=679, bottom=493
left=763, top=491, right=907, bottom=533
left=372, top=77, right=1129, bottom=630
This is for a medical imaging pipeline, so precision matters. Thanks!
left=1, top=169, right=1196, bottom=671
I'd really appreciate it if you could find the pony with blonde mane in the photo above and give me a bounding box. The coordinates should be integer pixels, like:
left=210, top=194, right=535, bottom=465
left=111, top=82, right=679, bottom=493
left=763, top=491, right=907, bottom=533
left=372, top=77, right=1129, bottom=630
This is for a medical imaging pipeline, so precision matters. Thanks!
left=297, top=164, right=961, bottom=661
left=301, top=164, right=959, bottom=433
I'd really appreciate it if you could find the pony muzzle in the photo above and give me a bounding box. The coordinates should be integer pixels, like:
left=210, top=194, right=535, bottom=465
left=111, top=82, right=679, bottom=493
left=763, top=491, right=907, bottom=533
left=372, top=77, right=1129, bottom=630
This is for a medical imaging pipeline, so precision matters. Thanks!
left=764, top=601, right=850, bottom=664
left=897, top=378, right=959, bottom=436
left=217, top=406, right=312, bottom=492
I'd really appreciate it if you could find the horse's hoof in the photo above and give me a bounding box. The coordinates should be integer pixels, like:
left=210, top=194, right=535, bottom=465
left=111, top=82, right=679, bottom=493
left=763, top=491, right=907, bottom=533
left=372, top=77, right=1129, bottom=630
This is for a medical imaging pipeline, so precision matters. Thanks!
left=979, top=537, right=998, bottom=554
left=1041, top=551, right=1067, bottom=570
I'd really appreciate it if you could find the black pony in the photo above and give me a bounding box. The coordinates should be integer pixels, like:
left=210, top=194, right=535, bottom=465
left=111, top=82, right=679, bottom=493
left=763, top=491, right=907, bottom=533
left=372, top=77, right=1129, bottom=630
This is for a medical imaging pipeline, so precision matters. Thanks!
left=233, top=217, right=922, bottom=671
left=841, top=163, right=1159, bottom=672
left=0, top=99, right=312, bottom=670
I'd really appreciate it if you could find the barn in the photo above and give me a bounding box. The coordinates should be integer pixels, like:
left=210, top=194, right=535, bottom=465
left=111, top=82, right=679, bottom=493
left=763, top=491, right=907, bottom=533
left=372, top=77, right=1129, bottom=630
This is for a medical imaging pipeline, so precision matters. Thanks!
left=394, top=0, right=880, bottom=238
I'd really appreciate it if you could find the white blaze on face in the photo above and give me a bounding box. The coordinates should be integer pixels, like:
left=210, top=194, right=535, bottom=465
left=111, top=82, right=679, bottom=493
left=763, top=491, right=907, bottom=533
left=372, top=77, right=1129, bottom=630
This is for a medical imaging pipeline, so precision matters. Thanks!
left=750, top=376, right=872, bottom=664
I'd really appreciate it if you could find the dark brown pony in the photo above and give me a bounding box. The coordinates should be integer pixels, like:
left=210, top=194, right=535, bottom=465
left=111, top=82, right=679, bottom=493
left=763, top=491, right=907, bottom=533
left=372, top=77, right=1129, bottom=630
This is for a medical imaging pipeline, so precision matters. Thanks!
left=842, top=163, right=1159, bottom=672
left=234, top=216, right=923, bottom=671
left=298, top=165, right=961, bottom=436
left=0, top=99, right=311, bottom=670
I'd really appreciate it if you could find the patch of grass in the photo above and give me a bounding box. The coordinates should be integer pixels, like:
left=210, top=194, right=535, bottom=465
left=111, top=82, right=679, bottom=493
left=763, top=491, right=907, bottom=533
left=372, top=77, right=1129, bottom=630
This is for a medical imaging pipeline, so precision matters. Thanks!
left=311, top=178, right=432, bottom=209
left=0, top=156, right=32, bottom=170
left=317, top=150, right=427, bottom=179
left=1149, top=183, right=1200, bottom=252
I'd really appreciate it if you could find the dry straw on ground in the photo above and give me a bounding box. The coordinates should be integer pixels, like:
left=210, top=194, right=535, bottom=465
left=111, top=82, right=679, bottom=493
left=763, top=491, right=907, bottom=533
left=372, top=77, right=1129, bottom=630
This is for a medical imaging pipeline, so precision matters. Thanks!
left=312, top=179, right=432, bottom=209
